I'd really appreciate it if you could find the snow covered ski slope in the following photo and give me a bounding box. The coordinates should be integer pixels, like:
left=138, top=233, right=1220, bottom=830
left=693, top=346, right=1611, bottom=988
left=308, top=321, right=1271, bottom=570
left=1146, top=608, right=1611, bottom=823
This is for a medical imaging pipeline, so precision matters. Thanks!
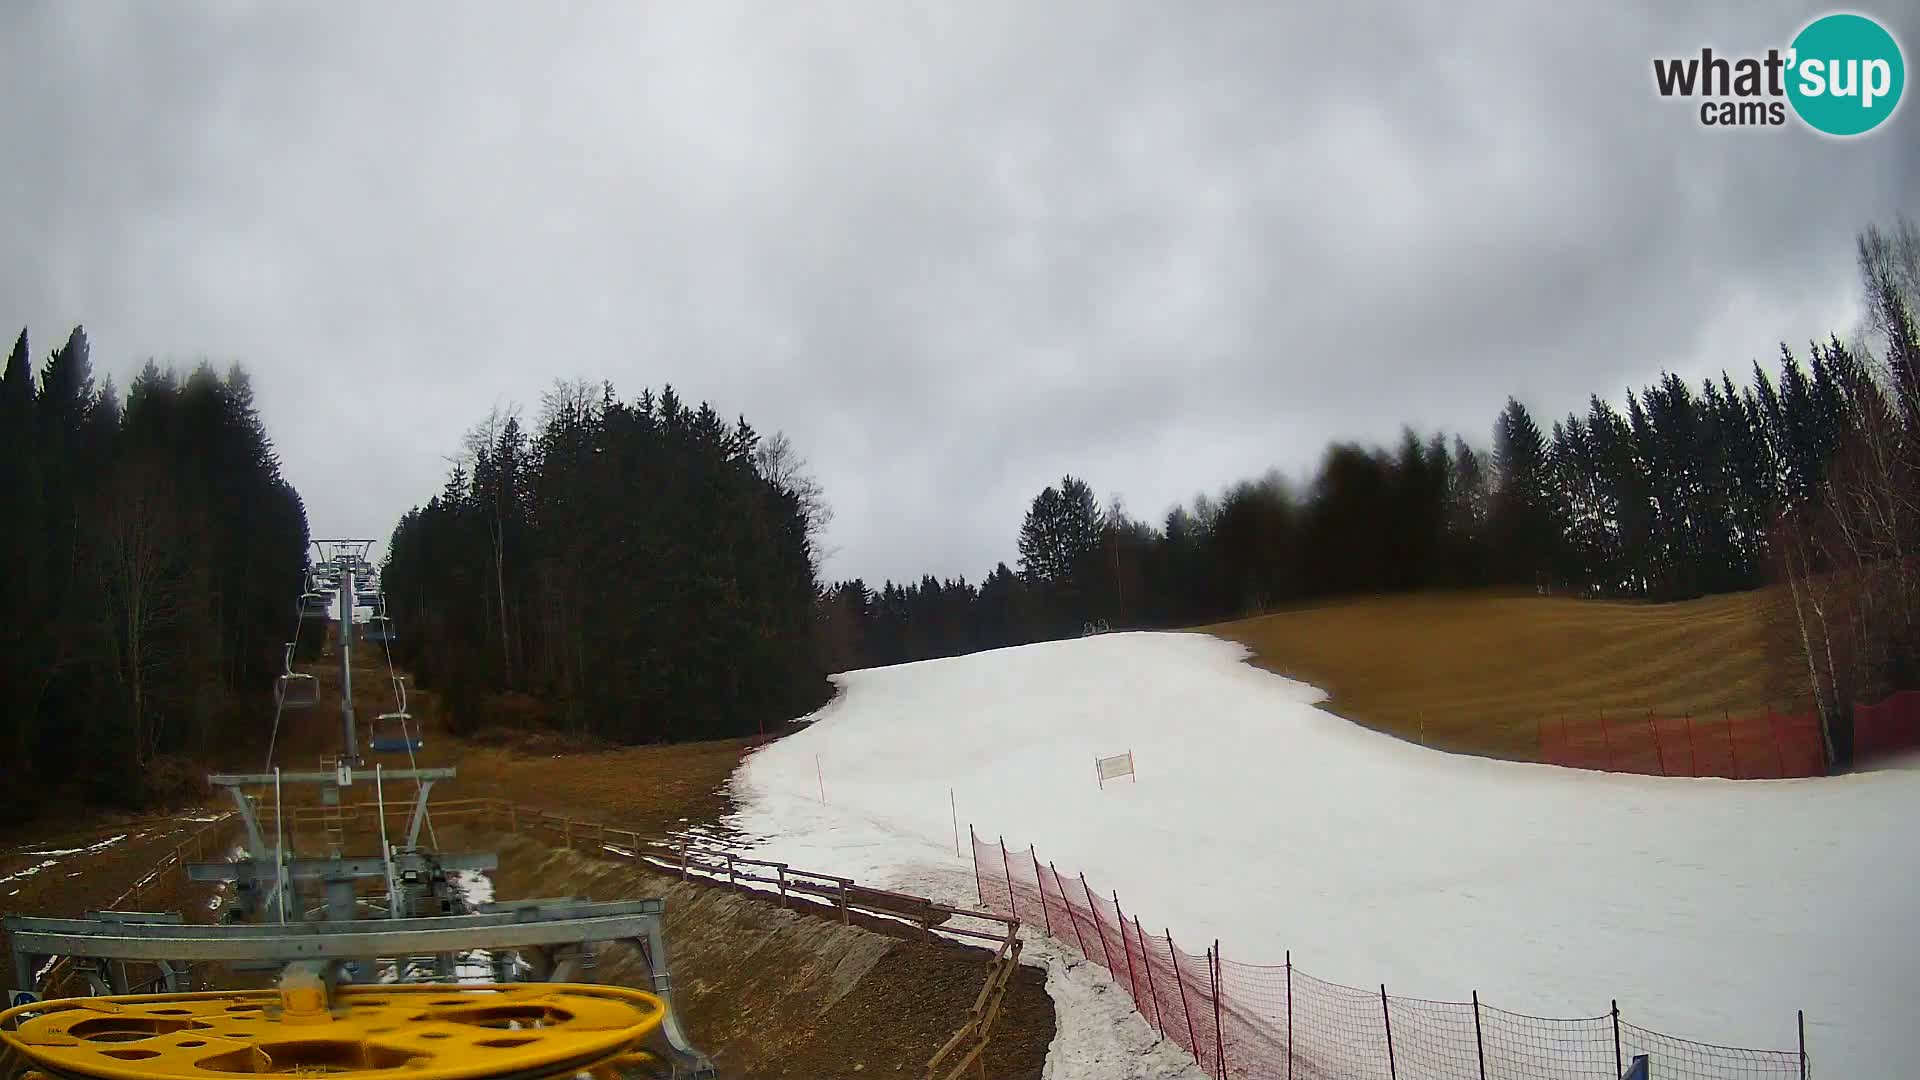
left=724, top=632, right=1919, bottom=1077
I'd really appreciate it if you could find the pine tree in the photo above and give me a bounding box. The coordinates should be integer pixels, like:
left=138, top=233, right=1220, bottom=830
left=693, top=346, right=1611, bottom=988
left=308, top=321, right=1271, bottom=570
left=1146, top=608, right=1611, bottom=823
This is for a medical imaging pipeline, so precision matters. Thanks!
left=1490, top=398, right=1558, bottom=589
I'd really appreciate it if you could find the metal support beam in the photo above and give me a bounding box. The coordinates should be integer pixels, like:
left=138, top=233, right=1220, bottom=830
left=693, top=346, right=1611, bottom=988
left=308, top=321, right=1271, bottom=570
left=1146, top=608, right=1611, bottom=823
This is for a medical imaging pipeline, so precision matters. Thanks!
left=187, top=852, right=496, bottom=884
left=405, top=780, right=436, bottom=848
left=209, top=769, right=455, bottom=786
left=340, top=562, right=357, bottom=762
left=228, top=786, right=268, bottom=858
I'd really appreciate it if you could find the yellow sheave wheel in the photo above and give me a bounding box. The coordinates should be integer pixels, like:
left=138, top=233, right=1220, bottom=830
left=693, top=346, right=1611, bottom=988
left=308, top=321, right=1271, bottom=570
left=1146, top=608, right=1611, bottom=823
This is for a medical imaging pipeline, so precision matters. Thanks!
left=0, top=983, right=666, bottom=1080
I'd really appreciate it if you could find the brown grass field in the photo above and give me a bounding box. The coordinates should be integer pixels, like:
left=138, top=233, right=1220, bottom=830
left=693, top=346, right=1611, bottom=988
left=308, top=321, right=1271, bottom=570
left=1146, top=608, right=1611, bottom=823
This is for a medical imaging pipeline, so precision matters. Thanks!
left=1203, top=588, right=1801, bottom=762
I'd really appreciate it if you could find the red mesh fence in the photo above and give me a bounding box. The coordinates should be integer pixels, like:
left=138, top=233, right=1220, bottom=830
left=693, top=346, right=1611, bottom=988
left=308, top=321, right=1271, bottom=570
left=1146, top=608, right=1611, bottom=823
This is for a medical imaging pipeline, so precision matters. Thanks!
left=973, top=830, right=1807, bottom=1079
left=1540, top=691, right=1919, bottom=777
left=1852, top=689, right=1920, bottom=763
left=1538, top=710, right=1826, bottom=779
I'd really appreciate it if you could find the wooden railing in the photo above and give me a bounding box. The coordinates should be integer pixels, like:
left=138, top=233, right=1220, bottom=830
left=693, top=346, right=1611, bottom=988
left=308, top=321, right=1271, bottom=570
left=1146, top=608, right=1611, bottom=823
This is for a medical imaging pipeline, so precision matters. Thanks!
left=493, top=801, right=1023, bottom=1080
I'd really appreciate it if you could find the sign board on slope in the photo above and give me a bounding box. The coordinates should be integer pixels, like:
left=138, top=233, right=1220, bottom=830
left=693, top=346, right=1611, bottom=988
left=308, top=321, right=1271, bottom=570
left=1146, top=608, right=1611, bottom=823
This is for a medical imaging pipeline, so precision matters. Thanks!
left=1621, top=1055, right=1649, bottom=1080
left=9, top=990, right=39, bottom=1009
left=1095, top=750, right=1135, bottom=788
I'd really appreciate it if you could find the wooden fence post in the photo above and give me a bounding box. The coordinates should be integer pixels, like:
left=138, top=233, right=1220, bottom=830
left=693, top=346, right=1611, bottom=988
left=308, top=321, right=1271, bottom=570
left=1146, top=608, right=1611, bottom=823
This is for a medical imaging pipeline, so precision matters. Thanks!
left=1081, top=874, right=1115, bottom=971
left=1472, top=991, right=1487, bottom=1080
left=1381, top=984, right=1398, bottom=1080
left=1286, top=951, right=1293, bottom=1080
left=1612, top=1000, right=1622, bottom=1077
left=999, top=839, right=1015, bottom=918
left=1212, top=941, right=1225, bottom=1078
left=1054, top=862, right=1090, bottom=957
left=1135, top=917, right=1164, bottom=1032
left=1169, top=929, right=1200, bottom=1059
left=1113, top=892, right=1139, bottom=1001
left=1033, top=850, right=1052, bottom=934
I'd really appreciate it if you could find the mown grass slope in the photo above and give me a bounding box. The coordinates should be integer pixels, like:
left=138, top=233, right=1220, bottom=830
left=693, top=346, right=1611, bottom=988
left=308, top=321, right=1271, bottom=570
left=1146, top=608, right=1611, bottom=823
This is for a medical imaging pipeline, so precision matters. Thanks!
left=1203, top=589, right=1798, bottom=761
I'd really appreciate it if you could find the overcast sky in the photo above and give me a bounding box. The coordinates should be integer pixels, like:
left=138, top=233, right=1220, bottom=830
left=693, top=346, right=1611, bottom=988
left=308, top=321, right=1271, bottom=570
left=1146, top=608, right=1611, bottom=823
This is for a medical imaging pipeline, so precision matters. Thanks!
left=2, top=2, right=1913, bottom=585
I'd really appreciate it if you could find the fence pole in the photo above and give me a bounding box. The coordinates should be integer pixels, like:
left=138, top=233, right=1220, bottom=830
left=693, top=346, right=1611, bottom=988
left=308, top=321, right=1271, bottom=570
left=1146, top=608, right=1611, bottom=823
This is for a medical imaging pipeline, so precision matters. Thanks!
left=1684, top=713, right=1699, bottom=776
left=1648, top=712, right=1666, bottom=776
left=1032, top=849, right=1052, bottom=934
left=1212, top=940, right=1225, bottom=1079
left=999, top=838, right=1015, bottom=918
left=1472, top=991, right=1487, bottom=1080
left=1612, top=999, right=1622, bottom=1077
left=970, top=826, right=982, bottom=906
left=1286, top=950, right=1293, bottom=1080
left=1728, top=711, right=1740, bottom=779
left=1055, top=862, right=1091, bottom=956
left=1770, top=709, right=1787, bottom=777
left=1381, top=984, right=1397, bottom=1080
left=1113, top=892, right=1137, bottom=1002
left=1799, top=1009, right=1808, bottom=1080
left=1600, top=714, right=1615, bottom=770
left=1083, top=874, right=1116, bottom=970
left=950, top=788, right=960, bottom=857
left=1169, top=929, right=1200, bottom=1059
left=1136, top=917, right=1164, bottom=1032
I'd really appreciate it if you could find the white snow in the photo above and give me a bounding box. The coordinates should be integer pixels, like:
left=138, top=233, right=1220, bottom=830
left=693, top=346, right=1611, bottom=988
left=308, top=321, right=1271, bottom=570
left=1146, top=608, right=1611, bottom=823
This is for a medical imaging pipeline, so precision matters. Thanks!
left=724, top=631, right=1920, bottom=1079
left=448, top=869, right=498, bottom=983
left=0, top=860, right=61, bottom=888
left=23, top=833, right=130, bottom=858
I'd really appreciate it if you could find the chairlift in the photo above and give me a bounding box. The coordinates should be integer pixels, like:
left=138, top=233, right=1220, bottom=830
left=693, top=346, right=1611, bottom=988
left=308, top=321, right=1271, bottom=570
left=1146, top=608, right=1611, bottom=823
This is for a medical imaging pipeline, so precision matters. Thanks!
left=298, top=591, right=331, bottom=619
left=277, top=672, right=318, bottom=710
left=369, top=709, right=421, bottom=754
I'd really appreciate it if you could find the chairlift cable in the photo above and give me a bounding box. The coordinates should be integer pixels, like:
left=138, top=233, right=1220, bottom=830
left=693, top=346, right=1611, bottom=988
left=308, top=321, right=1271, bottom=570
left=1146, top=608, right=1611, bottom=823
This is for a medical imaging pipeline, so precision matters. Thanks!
left=263, top=567, right=310, bottom=772
left=375, top=585, right=438, bottom=850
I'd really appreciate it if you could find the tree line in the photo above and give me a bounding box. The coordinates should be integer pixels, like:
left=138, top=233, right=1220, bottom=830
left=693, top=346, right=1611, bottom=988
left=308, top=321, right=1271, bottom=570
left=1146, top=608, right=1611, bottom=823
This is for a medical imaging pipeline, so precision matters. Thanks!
left=0, top=328, right=310, bottom=814
left=818, top=217, right=1917, bottom=761
left=382, top=383, right=830, bottom=744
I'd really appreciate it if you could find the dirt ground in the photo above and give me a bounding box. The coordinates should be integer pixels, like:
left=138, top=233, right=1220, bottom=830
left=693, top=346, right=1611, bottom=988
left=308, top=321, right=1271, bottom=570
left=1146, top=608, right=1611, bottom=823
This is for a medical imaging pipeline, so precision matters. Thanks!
left=473, top=829, right=1052, bottom=1080
left=1205, top=588, right=1790, bottom=761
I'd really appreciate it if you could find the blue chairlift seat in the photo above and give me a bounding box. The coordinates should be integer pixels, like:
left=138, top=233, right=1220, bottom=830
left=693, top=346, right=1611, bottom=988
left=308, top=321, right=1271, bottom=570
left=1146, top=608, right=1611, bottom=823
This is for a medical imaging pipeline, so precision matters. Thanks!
left=370, top=710, right=421, bottom=753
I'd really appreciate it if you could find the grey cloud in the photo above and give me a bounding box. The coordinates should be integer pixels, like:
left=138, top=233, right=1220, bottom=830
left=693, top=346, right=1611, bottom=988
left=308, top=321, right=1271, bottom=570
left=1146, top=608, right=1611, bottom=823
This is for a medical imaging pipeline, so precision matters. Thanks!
left=2, top=0, right=1912, bottom=585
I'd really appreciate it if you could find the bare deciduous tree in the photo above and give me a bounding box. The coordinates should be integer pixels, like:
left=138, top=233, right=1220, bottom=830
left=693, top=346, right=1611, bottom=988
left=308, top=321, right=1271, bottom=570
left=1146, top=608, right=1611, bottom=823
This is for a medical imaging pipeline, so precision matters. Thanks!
left=753, top=430, right=834, bottom=567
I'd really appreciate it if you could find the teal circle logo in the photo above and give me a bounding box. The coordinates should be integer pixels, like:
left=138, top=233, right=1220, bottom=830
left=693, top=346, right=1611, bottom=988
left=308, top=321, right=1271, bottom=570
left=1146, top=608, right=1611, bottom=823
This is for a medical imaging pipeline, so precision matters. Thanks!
left=1786, top=13, right=1905, bottom=136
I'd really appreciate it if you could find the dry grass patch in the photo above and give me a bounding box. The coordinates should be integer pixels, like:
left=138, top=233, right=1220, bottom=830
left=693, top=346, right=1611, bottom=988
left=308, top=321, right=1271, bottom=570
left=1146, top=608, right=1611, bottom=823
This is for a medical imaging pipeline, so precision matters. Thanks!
left=1203, top=589, right=1798, bottom=761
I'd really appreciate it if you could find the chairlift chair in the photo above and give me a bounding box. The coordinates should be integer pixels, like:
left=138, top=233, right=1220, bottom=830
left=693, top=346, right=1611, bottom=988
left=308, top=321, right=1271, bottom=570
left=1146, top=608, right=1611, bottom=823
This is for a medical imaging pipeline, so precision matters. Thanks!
left=366, top=675, right=419, bottom=753
left=277, top=672, right=319, bottom=710
left=365, top=615, right=395, bottom=644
